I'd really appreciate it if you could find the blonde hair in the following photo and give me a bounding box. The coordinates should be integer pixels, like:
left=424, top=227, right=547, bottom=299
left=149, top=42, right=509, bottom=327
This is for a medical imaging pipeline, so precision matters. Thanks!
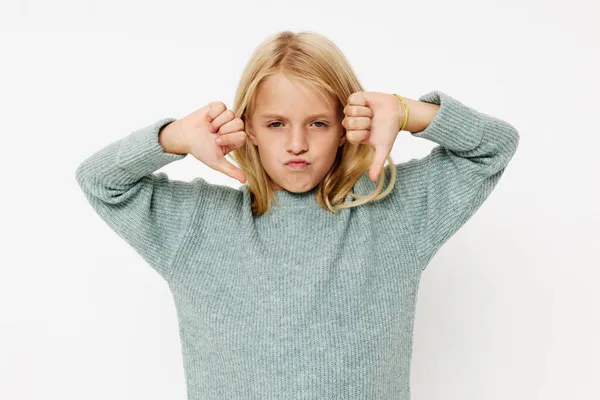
left=229, top=30, right=396, bottom=217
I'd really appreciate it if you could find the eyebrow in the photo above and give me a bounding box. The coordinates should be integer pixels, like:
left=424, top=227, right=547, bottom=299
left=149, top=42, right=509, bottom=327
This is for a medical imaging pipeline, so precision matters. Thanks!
left=258, top=112, right=334, bottom=120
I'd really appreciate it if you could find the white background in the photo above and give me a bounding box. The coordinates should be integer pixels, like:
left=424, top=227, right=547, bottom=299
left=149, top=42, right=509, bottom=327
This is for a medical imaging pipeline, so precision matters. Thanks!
left=1, top=0, right=598, bottom=399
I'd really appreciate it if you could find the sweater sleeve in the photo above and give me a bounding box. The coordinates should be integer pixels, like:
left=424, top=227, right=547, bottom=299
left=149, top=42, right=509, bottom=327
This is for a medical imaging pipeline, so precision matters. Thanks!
left=394, top=91, right=520, bottom=269
left=75, top=117, right=206, bottom=282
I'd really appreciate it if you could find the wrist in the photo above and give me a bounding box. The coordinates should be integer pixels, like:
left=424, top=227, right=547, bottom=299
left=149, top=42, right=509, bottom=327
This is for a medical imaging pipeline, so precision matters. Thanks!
left=404, top=97, right=440, bottom=133
left=159, top=120, right=189, bottom=155
left=392, top=93, right=409, bottom=132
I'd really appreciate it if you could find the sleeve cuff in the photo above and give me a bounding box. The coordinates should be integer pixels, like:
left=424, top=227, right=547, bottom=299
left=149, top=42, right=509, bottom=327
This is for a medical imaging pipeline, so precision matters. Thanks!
left=410, top=90, right=487, bottom=152
left=116, top=117, right=187, bottom=176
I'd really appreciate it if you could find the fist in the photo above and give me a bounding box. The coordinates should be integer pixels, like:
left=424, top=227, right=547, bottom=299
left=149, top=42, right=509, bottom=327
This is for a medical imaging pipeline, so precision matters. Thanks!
left=179, top=101, right=248, bottom=184
left=342, top=91, right=404, bottom=181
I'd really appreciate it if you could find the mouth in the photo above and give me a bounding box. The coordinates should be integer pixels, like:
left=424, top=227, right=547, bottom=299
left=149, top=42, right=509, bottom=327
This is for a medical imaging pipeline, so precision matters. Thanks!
left=286, top=161, right=310, bottom=170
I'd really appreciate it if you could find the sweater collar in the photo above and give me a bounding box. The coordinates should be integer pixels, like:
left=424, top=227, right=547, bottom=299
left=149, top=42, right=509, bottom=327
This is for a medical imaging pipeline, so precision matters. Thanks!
left=240, top=172, right=375, bottom=213
left=271, top=185, right=320, bottom=209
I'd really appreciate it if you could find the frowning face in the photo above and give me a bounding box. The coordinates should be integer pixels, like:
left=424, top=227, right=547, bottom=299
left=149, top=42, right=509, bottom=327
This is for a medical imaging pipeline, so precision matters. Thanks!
left=247, top=72, right=346, bottom=193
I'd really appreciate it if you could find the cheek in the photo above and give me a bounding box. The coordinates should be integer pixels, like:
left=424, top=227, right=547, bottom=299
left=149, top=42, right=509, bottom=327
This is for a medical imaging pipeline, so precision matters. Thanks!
left=256, top=141, right=280, bottom=169
left=317, top=136, right=343, bottom=157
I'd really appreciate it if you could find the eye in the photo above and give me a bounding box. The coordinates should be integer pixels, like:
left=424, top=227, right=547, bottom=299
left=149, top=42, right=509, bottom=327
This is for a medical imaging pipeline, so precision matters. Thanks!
left=267, top=122, right=283, bottom=129
left=266, top=121, right=329, bottom=129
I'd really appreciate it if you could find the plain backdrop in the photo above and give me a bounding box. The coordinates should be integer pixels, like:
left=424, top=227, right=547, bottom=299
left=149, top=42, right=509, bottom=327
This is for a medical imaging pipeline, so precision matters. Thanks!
left=1, top=0, right=598, bottom=399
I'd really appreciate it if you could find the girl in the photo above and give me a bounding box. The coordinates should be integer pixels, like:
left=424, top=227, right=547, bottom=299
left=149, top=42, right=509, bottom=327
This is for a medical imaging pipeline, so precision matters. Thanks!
left=75, top=30, right=519, bottom=400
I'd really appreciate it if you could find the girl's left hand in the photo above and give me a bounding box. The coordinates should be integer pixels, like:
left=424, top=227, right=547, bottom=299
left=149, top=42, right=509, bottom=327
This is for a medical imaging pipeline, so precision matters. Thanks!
left=342, top=91, right=405, bottom=182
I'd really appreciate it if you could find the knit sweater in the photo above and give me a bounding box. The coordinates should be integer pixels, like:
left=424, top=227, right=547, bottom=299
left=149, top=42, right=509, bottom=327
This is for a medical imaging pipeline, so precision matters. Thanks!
left=75, top=90, right=519, bottom=400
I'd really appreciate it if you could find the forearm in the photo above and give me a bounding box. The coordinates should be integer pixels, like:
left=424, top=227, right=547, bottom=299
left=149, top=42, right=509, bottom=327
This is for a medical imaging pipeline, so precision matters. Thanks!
left=401, top=97, right=441, bottom=134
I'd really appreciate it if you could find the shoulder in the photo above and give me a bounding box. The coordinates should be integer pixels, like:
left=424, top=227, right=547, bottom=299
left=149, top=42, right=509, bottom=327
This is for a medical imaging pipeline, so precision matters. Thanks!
left=348, top=168, right=402, bottom=213
left=193, top=180, right=245, bottom=216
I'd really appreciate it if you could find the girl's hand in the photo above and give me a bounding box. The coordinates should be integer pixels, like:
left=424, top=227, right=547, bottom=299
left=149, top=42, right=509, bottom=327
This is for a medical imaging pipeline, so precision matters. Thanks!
left=178, top=101, right=248, bottom=184
left=342, top=91, right=404, bottom=182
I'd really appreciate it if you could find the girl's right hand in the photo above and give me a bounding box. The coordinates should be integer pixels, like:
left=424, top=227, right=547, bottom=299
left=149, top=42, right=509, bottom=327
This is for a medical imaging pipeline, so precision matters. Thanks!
left=177, top=101, right=248, bottom=184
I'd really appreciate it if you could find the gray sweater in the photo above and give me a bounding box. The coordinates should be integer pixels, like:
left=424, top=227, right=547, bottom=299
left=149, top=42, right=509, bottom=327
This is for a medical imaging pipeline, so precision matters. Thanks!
left=75, top=90, right=519, bottom=399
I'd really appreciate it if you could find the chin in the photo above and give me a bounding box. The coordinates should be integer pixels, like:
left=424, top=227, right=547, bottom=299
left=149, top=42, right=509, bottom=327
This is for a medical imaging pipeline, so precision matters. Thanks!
left=283, top=182, right=318, bottom=193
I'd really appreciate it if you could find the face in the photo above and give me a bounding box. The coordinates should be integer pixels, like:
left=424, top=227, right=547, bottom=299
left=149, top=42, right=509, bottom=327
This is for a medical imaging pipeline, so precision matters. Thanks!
left=247, top=73, right=346, bottom=193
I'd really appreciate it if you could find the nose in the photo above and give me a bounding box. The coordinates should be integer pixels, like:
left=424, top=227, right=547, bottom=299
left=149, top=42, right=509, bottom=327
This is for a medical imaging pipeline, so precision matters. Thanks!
left=286, top=126, right=309, bottom=153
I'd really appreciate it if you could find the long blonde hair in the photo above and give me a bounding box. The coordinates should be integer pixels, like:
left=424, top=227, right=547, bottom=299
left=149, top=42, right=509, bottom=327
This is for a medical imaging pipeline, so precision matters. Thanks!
left=229, top=30, right=396, bottom=217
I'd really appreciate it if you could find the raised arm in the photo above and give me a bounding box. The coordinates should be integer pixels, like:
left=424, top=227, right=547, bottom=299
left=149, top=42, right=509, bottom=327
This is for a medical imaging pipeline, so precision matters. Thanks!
left=75, top=118, right=206, bottom=282
left=394, top=91, right=520, bottom=270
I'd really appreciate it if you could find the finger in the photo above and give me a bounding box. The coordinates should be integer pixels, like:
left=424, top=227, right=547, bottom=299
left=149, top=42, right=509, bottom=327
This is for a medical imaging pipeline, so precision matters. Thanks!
left=215, top=130, right=247, bottom=147
left=347, top=91, right=367, bottom=107
left=219, top=144, right=236, bottom=156
left=209, top=109, right=235, bottom=133
left=345, top=129, right=370, bottom=144
left=343, top=105, right=373, bottom=118
left=214, top=157, right=247, bottom=184
left=342, top=116, right=371, bottom=131
left=216, top=118, right=244, bottom=135
left=206, top=102, right=227, bottom=123
left=369, top=144, right=391, bottom=182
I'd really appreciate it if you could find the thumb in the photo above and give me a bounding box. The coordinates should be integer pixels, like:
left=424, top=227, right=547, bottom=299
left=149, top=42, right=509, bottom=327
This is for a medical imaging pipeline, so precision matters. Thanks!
left=369, top=144, right=390, bottom=182
left=214, top=157, right=247, bottom=184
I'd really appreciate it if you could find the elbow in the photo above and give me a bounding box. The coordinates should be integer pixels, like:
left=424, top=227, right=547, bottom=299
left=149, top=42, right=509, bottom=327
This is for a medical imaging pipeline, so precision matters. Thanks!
left=467, top=118, right=519, bottom=180
left=486, top=117, right=520, bottom=164
left=501, top=121, right=520, bottom=162
left=75, top=160, right=89, bottom=190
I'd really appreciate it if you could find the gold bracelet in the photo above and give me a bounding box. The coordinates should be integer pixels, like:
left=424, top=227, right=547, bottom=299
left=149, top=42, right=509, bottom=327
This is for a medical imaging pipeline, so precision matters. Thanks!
left=392, top=93, right=409, bottom=132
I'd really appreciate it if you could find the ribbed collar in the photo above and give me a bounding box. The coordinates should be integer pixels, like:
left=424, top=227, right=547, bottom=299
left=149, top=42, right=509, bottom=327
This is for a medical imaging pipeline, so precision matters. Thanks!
left=271, top=185, right=321, bottom=209
left=240, top=173, right=376, bottom=214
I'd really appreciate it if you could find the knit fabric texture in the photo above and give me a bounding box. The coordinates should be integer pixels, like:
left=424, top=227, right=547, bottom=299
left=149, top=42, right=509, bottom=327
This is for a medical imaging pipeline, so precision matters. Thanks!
left=75, top=90, right=519, bottom=399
